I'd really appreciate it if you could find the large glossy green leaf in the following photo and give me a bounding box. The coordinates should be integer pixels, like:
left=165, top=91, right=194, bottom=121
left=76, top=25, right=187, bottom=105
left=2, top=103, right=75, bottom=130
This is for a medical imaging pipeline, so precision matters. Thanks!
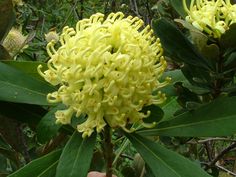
left=37, top=104, right=65, bottom=143
left=0, top=0, right=14, bottom=42
left=56, top=131, right=97, bottom=177
left=152, top=18, right=211, bottom=70
left=8, top=149, right=62, bottom=177
left=126, top=133, right=211, bottom=177
left=138, top=96, right=236, bottom=137
left=0, top=61, right=55, bottom=105
left=2, top=60, right=47, bottom=80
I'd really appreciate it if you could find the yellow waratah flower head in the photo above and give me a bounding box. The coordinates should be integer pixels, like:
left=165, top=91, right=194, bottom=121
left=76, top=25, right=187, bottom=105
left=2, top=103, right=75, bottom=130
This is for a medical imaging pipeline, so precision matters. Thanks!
left=183, top=0, right=236, bottom=38
left=2, top=28, right=27, bottom=56
left=38, top=12, right=169, bottom=138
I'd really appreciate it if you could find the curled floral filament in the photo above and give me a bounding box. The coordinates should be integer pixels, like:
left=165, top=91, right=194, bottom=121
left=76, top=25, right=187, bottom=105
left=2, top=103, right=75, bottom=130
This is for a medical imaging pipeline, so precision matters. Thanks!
left=183, top=0, right=236, bottom=38
left=38, top=12, right=169, bottom=138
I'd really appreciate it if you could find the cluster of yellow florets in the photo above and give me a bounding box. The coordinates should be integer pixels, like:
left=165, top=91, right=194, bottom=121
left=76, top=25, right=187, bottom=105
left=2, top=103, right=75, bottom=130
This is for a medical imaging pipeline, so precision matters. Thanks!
left=38, top=12, right=169, bottom=138
left=2, top=28, right=27, bottom=57
left=183, top=0, right=236, bottom=38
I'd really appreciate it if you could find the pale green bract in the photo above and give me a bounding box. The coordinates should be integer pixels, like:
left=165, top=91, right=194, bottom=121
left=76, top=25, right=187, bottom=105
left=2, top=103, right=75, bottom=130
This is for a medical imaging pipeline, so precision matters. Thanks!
left=38, top=12, right=169, bottom=138
left=183, top=0, right=236, bottom=38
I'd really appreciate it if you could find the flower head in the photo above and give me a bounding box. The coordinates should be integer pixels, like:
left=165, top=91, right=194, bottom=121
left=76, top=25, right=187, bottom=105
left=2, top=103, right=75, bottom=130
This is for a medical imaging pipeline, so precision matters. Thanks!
left=38, top=12, right=169, bottom=138
left=183, top=0, right=236, bottom=38
left=2, top=28, right=27, bottom=57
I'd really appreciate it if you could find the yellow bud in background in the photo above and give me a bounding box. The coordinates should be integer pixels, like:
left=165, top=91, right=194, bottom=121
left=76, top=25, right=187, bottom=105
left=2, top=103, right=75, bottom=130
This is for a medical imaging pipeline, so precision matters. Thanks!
left=45, top=30, right=59, bottom=43
left=12, top=0, right=24, bottom=6
left=2, top=28, right=28, bottom=57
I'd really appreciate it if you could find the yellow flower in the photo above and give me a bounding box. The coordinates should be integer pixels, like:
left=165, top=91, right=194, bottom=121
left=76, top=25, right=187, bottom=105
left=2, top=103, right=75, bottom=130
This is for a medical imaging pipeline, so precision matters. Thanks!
left=2, top=28, right=27, bottom=57
left=38, top=12, right=169, bottom=138
left=183, top=0, right=236, bottom=38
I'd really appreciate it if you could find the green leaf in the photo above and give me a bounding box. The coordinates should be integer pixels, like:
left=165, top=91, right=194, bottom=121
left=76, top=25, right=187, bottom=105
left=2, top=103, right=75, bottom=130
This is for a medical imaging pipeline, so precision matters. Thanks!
left=170, top=0, right=191, bottom=18
left=142, top=105, right=164, bottom=123
left=160, top=70, right=186, bottom=96
left=8, top=149, right=62, bottom=177
left=0, top=101, right=46, bottom=125
left=56, top=131, right=97, bottom=177
left=152, top=18, right=211, bottom=70
left=37, top=104, right=65, bottom=143
left=138, top=96, right=236, bottom=137
left=201, top=44, right=220, bottom=61
left=162, top=97, right=181, bottom=121
left=220, top=23, right=236, bottom=49
left=2, top=60, right=47, bottom=80
left=0, top=61, right=55, bottom=105
left=0, top=0, right=14, bottom=42
left=126, top=133, right=211, bottom=177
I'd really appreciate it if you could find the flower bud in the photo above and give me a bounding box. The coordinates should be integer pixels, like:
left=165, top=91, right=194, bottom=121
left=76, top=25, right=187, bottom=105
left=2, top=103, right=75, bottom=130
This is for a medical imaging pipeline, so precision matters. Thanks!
left=2, top=28, right=27, bottom=56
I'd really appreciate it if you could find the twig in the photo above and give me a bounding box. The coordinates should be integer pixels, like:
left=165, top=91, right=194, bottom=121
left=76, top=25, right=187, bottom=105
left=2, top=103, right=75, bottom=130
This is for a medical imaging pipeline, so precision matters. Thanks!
left=215, top=164, right=236, bottom=176
left=111, top=0, right=116, bottom=12
left=204, top=141, right=213, bottom=162
left=113, top=138, right=129, bottom=166
left=41, top=133, right=67, bottom=155
left=104, top=0, right=109, bottom=15
left=144, top=0, right=151, bottom=24
left=120, top=153, right=134, bottom=161
left=79, top=0, right=84, bottom=20
left=129, top=0, right=141, bottom=18
left=188, top=138, right=236, bottom=144
left=103, top=125, right=113, bottom=177
left=18, top=124, right=31, bottom=163
left=60, top=0, right=79, bottom=29
left=208, top=142, right=236, bottom=167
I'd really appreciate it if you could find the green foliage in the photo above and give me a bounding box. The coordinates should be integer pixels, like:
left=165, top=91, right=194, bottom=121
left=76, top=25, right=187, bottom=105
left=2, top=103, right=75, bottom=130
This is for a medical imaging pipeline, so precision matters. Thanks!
left=56, top=132, right=97, bottom=177
left=36, top=104, right=65, bottom=143
left=0, top=61, right=55, bottom=105
left=138, top=96, right=236, bottom=137
left=152, top=18, right=211, bottom=69
left=9, top=150, right=62, bottom=177
left=126, top=133, right=211, bottom=177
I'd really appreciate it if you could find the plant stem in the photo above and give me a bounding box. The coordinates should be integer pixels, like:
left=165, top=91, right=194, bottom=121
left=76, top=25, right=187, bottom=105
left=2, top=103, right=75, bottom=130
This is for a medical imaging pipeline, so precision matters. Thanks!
left=103, top=125, right=113, bottom=177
